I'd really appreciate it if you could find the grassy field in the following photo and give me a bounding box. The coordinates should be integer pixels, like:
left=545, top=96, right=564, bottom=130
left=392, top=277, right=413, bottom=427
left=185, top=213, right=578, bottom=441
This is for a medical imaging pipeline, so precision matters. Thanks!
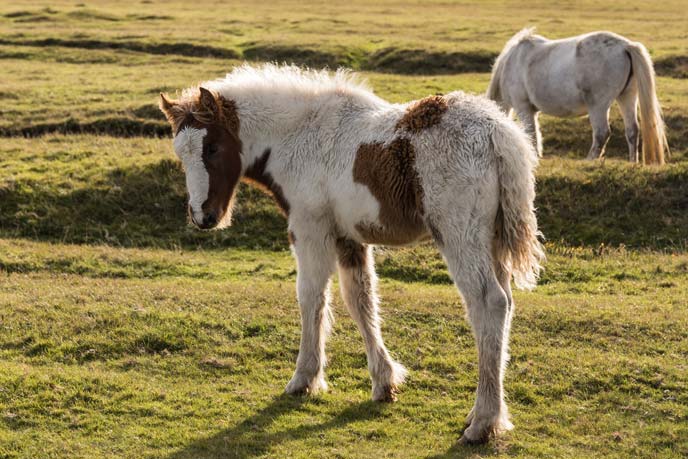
left=0, top=1, right=687, bottom=458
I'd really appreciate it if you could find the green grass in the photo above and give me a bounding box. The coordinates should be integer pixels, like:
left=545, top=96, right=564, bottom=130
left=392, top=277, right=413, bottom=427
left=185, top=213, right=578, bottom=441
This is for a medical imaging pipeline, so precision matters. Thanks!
left=1, top=239, right=687, bottom=458
left=0, top=1, right=687, bottom=458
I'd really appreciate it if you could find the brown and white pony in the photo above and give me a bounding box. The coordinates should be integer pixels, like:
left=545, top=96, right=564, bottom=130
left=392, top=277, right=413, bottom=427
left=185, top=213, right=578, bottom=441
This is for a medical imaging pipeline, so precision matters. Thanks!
left=160, top=64, right=544, bottom=444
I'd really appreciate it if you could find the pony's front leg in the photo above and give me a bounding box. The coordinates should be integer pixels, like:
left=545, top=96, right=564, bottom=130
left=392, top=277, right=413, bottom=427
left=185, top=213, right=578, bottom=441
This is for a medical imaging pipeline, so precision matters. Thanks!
left=586, top=105, right=611, bottom=160
left=335, top=238, right=407, bottom=402
left=515, top=106, right=542, bottom=157
left=285, top=229, right=337, bottom=396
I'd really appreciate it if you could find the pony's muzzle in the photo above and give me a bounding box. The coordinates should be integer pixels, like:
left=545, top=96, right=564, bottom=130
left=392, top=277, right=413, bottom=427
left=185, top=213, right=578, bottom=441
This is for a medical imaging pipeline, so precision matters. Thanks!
left=188, top=205, right=218, bottom=230
left=200, top=212, right=217, bottom=229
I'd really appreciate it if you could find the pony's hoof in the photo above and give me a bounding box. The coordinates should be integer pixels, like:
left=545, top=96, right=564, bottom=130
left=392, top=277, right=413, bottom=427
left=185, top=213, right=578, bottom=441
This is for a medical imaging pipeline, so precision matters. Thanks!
left=459, top=435, right=490, bottom=446
left=285, top=373, right=327, bottom=396
left=460, top=407, right=513, bottom=444
left=459, top=428, right=490, bottom=445
left=372, top=384, right=398, bottom=402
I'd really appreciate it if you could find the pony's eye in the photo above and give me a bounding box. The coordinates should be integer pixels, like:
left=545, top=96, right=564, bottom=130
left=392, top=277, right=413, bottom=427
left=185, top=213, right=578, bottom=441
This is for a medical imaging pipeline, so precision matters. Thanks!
left=207, top=144, right=219, bottom=156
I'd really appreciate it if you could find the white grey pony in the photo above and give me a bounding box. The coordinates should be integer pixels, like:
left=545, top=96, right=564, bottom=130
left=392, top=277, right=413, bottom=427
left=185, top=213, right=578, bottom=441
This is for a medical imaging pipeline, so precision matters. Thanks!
left=487, top=28, right=668, bottom=165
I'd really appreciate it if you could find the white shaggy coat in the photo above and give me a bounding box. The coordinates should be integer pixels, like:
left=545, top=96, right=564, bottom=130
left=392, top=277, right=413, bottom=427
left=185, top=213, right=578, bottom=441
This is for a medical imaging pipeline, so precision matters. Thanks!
left=487, top=28, right=668, bottom=164
left=167, top=64, right=544, bottom=443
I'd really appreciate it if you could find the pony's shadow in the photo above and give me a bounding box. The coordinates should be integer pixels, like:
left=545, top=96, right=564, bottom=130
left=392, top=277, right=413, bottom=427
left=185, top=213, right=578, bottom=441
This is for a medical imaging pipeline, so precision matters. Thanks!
left=165, top=392, right=504, bottom=459
left=165, top=394, right=387, bottom=459
left=425, top=441, right=502, bottom=459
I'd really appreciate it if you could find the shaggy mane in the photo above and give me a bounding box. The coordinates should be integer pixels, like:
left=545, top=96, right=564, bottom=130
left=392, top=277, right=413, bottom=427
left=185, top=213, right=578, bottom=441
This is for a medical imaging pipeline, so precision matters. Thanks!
left=170, top=64, right=382, bottom=127
left=190, top=63, right=376, bottom=102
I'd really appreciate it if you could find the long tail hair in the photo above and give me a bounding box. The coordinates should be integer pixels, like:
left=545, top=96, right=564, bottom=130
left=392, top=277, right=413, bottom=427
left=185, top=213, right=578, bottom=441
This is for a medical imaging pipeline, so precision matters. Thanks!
left=626, top=42, right=669, bottom=165
left=490, top=119, right=545, bottom=290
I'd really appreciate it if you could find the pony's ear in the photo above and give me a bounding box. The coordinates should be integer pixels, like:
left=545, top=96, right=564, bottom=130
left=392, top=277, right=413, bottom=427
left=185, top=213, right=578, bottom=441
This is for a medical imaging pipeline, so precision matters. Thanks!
left=199, top=87, right=221, bottom=120
left=159, top=93, right=185, bottom=130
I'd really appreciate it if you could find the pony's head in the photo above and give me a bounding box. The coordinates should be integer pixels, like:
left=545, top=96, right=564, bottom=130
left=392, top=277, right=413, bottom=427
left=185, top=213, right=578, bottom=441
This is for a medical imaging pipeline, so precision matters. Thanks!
left=159, top=87, right=241, bottom=230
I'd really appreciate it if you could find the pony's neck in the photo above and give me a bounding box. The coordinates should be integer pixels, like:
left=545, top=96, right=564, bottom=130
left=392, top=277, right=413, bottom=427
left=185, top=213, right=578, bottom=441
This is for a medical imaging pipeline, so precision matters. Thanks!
left=223, top=88, right=316, bottom=169
left=225, top=85, right=386, bottom=170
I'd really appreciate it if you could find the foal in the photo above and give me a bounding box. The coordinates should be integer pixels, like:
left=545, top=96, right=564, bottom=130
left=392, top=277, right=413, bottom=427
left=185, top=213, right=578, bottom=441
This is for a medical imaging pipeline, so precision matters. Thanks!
left=488, top=28, right=668, bottom=165
left=160, top=64, right=544, bottom=444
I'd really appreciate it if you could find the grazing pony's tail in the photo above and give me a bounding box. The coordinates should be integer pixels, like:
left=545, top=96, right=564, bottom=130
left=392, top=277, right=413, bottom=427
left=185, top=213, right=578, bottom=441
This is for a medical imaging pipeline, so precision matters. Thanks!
left=491, top=120, right=545, bottom=290
left=626, top=42, right=669, bottom=165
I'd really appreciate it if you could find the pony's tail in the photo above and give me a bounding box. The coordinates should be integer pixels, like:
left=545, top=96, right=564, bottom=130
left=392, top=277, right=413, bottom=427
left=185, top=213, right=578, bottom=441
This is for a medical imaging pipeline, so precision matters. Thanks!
left=491, top=120, right=545, bottom=290
left=626, top=42, right=669, bottom=165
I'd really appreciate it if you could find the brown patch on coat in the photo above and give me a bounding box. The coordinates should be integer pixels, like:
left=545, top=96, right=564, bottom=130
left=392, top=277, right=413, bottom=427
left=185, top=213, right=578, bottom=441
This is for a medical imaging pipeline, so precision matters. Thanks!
left=335, top=237, right=367, bottom=268
left=243, top=148, right=290, bottom=217
left=200, top=122, right=242, bottom=220
left=395, top=95, right=448, bottom=133
left=159, top=88, right=243, bottom=225
left=352, top=138, right=427, bottom=245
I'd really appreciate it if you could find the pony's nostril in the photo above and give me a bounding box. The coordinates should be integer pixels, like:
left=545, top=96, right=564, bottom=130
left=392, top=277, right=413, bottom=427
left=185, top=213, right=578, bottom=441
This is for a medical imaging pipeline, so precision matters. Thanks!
left=203, top=213, right=217, bottom=227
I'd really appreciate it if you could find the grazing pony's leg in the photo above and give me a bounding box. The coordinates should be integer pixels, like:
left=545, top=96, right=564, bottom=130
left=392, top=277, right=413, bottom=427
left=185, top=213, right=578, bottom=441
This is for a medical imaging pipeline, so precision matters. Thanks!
left=285, top=228, right=337, bottom=395
left=617, top=83, right=640, bottom=163
left=515, top=105, right=542, bottom=157
left=586, top=104, right=611, bottom=160
left=335, top=238, right=407, bottom=402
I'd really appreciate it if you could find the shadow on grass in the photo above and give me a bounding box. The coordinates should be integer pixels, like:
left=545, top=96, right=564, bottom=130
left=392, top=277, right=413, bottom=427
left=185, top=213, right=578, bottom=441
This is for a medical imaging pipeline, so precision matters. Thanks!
left=0, top=37, right=239, bottom=59
left=165, top=394, right=390, bottom=459
left=536, top=164, right=688, bottom=249
left=1, top=155, right=686, bottom=254
left=3, top=35, right=685, bottom=79
left=165, top=394, right=498, bottom=459
left=0, top=159, right=288, bottom=250
left=426, top=442, right=501, bottom=459
left=541, top=113, right=687, bottom=161
left=0, top=117, right=170, bottom=137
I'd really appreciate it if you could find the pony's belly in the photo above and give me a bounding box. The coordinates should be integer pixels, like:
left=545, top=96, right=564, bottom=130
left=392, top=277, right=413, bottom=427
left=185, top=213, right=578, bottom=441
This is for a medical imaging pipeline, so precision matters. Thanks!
left=355, top=219, right=430, bottom=247
left=529, top=82, right=587, bottom=117
left=536, top=102, right=588, bottom=118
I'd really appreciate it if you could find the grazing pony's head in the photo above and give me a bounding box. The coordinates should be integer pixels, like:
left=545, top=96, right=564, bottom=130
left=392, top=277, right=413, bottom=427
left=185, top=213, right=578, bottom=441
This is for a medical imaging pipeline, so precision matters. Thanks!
left=159, top=87, right=241, bottom=230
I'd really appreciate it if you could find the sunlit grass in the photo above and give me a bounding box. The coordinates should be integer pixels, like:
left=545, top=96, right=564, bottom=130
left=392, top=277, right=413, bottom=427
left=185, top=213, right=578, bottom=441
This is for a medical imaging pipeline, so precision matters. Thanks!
left=0, top=0, right=687, bottom=457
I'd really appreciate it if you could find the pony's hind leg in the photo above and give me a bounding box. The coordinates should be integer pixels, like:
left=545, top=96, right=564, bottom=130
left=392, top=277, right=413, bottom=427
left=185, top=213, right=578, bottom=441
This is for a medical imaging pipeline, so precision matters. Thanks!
left=285, top=226, right=337, bottom=395
left=428, top=180, right=513, bottom=444
left=441, top=237, right=512, bottom=444
left=335, top=238, right=407, bottom=402
left=586, top=105, right=611, bottom=160
left=617, top=82, right=640, bottom=162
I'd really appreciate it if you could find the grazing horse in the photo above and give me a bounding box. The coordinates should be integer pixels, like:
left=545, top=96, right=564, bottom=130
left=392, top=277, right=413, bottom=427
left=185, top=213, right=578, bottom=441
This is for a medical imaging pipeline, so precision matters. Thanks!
left=487, top=28, right=668, bottom=165
left=159, top=64, right=544, bottom=444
